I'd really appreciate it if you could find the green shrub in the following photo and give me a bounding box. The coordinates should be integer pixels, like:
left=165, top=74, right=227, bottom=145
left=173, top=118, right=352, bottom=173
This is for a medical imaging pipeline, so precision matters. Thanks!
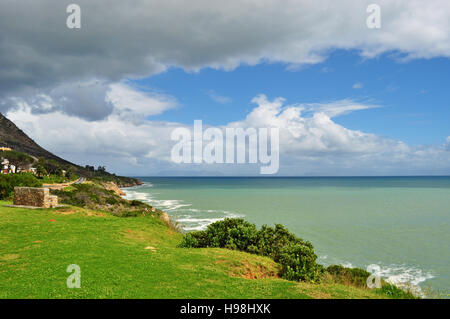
left=278, top=243, right=324, bottom=282
left=0, top=150, right=34, bottom=168
left=178, top=233, right=200, bottom=248
left=106, top=197, right=119, bottom=205
left=325, top=264, right=417, bottom=298
left=0, top=173, right=42, bottom=199
left=130, top=200, right=146, bottom=207
left=255, top=224, right=304, bottom=261
left=51, top=181, right=158, bottom=218
left=325, top=264, right=370, bottom=287
left=179, top=218, right=323, bottom=282
left=379, top=283, right=416, bottom=299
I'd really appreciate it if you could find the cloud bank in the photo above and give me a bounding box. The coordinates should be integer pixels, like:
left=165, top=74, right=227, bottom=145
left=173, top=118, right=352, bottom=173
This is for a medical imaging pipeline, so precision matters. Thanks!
left=1, top=0, right=450, bottom=175
left=2, top=0, right=450, bottom=107
left=5, top=91, right=450, bottom=176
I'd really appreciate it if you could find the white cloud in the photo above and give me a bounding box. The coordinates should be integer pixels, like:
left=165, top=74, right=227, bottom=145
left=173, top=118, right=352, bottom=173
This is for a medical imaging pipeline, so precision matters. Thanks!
left=206, top=90, right=232, bottom=104
left=107, top=83, right=176, bottom=116
left=5, top=93, right=450, bottom=176
left=4, top=81, right=176, bottom=122
left=1, top=1, right=448, bottom=175
left=2, top=0, right=450, bottom=103
left=106, top=83, right=177, bottom=120
left=353, top=82, right=364, bottom=89
left=235, top=95, right=402, bottom=155
left=446, top=136, right=450, bottom=151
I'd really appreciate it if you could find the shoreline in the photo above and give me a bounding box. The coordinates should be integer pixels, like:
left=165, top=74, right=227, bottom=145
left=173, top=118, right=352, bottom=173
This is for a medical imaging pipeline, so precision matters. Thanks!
left=119, top=177, right=442, bottom=297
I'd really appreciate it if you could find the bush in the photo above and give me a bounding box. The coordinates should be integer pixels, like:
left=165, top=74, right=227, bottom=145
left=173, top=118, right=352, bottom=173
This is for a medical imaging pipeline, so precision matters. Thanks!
left=51, top=181, right=159, bottom=218
left=179, top=218, right=323, bottom=282
left=255, top=224, right=304, bottom=260
left=325, top=264, right=370, bottom=287
left=0, top=173, right=42, bottom=199
left=279, top=243, right=324, bottom=282
left=379, top=283, right=416, bottom=299
left=179, top=233, right=200, bottom=248
left=0, top=150, right=34, bottom=168
left=325, top=264, right=417, bottom=298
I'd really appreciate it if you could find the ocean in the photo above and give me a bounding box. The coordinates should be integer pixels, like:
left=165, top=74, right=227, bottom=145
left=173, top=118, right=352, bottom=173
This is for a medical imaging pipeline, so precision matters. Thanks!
left=122, top=176, right=450, bottom=296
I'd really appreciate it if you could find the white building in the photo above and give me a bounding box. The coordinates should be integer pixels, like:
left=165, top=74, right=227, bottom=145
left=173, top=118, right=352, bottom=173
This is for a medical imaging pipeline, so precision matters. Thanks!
left=2, top=159, right=10, bottom=174
left=1, top=159, right=17, bottom=174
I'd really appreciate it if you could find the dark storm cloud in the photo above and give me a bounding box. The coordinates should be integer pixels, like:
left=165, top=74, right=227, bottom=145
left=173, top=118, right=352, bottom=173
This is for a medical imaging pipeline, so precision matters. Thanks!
left=1, top=0, right=450, bottom=120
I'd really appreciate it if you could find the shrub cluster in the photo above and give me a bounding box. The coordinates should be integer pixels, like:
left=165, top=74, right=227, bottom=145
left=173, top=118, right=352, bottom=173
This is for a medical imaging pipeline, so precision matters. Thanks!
left=0, top=150, right=34, bottom=168
left=0, top=173, right=42, bottom=199
left=325, top=264, right=371, bottom=287
left=179, top=218, right=324, bottom=282
left=325, top=265, right=416, bottom=298
left=52, top=182, right=161, bottom=218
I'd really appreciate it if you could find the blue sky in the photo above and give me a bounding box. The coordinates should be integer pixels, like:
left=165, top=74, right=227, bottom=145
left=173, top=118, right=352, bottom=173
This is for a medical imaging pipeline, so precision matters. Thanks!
left=133, top=50, right=450, bottom=147
left=3, top=1, right=450, bottom=175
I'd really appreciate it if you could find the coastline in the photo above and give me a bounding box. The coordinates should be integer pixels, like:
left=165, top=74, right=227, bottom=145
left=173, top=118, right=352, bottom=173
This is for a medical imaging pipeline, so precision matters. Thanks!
left=117, top=178, right=143, bottom=188
left=119, top=176, right=447, bottom=297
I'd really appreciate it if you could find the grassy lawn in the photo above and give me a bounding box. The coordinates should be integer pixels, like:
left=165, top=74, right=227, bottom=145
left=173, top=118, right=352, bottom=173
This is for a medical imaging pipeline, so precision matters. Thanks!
left=0, top=201, right=392, bottom=299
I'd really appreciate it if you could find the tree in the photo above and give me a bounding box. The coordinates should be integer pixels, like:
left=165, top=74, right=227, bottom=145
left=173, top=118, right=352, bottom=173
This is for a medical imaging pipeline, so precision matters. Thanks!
left=65, top=166, right=75, bottom=180
left=55, top=167, right=64, bottom=177
left=0, top=150, right=34, bottom=169
left=37, top=157, right=62, bottom=175
left=44, top=159, right=62, bottom=175
left=36, top=163, right=48, bottom=178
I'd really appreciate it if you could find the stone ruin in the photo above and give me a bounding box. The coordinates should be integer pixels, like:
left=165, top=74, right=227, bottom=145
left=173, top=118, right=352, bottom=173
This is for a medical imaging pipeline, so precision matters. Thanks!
left=13, top=187, right=58, bottom=208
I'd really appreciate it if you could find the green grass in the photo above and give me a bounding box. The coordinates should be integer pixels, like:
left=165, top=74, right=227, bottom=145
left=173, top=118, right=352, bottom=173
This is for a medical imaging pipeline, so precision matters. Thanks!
left=40, top=174, right=79, bottom=184
left=0, top=201, right=404, bottom=299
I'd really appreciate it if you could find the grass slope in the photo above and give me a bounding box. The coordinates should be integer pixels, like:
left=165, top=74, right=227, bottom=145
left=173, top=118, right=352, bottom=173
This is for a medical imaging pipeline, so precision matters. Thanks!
left=0, top=201, right=394, bottom=299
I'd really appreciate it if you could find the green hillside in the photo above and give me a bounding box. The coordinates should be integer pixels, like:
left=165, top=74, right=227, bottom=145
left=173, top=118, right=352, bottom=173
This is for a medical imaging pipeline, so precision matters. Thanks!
left=0, top=201, right=408, bottom=299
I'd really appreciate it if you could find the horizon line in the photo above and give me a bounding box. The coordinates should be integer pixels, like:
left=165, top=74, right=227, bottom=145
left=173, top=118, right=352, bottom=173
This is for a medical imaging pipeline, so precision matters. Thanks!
left=124, top=175, right=450, bottom=178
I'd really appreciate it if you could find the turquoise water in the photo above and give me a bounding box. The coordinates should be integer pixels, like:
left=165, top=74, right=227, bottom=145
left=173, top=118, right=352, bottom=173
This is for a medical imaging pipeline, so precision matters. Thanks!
left=123, top=177, right=450, bottom=295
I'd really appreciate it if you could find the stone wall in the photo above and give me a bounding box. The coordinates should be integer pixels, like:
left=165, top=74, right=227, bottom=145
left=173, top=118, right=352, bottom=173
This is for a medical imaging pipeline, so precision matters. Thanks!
left=13, top=187, right=58, bottom=208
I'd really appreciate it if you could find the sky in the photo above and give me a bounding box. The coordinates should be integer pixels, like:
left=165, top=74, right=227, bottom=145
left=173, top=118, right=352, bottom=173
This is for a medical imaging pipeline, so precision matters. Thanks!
left=1, top=0, right=450, bottom=176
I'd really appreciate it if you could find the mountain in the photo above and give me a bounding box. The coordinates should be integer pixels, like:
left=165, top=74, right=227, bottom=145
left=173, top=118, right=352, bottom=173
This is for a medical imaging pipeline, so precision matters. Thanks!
left=0, top=112, right=141, bottom=186
left=0, top=112, right=73, bottom=165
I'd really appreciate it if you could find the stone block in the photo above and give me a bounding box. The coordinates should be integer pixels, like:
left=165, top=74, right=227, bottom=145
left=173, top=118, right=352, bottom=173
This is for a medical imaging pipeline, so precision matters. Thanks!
left=13, top=187, right=58, bottom=208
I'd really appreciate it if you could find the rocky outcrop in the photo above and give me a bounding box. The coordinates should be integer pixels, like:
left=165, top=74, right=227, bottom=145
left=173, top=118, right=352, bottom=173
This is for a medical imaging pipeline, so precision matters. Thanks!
left=118, top=179, right=143, bottom=188
left=160, top=212, right=171, bottom=225
left=13, top=187, right=58, bottom=208
left=102, top=182, right=126, bottom=197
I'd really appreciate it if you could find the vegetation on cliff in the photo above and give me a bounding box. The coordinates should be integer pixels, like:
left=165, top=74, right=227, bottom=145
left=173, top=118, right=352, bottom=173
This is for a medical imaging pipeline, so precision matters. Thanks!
left=179, top=218, right=415, bottom=298
left=0, top=173, right=42, bottom=199
left=0, top=113, right=141, bottom=187
left=180, top=219, right=324, bottom=282
left=0, top=200, right=413, bottom=299
left=51, top=181, right=164, bottom=218
left=0, top=166, right=417, bottom=299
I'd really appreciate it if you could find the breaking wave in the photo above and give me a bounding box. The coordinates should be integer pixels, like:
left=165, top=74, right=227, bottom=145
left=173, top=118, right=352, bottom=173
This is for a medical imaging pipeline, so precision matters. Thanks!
left=122, top=183, right=243, bottom=231
left=332, top=261, right=435, bottom=297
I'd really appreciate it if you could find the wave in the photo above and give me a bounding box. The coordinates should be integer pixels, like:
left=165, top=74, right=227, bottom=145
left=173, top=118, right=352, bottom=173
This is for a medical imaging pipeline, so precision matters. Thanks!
left=334, top=261, right=435, bottom=297
left=175, top=211, right=244, bottom=231
left=122, top=183, right=243, bottom=231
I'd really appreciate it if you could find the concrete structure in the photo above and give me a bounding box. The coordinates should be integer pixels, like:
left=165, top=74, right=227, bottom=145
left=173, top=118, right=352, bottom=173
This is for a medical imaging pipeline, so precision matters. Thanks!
left=13, top=187, right=58, bottom=208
